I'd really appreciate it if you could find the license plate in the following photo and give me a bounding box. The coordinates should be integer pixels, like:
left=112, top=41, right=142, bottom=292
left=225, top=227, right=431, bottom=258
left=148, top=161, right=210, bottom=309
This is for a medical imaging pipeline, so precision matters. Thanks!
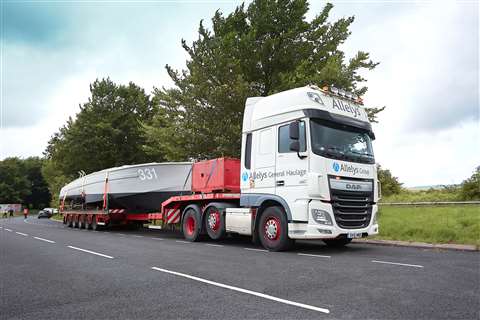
left=347, top=232, right=362, bottom=239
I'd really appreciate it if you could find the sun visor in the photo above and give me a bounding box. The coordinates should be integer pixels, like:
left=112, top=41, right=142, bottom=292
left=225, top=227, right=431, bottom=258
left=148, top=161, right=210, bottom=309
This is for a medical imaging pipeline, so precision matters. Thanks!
left=303, top=108, right=375, bottom=139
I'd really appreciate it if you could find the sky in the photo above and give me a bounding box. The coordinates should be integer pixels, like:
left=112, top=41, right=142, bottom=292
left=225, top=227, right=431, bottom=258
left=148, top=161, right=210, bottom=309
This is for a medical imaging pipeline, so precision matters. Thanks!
left=0, top=0, right=478, bottom=187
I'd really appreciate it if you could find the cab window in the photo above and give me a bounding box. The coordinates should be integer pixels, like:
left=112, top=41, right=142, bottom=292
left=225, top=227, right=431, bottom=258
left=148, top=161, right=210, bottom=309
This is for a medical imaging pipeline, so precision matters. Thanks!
left=278, top=121, right=306, bottom=153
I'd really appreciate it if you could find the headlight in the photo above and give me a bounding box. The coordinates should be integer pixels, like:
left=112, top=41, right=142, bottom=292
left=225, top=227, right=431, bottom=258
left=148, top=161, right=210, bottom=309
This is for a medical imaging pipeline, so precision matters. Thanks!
left=311, top=209, right=333, bottom=225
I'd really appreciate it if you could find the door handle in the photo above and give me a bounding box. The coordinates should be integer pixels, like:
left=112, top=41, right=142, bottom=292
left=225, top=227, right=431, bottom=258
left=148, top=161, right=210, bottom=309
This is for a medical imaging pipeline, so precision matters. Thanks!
left=276, top=180, right=285, bottom=186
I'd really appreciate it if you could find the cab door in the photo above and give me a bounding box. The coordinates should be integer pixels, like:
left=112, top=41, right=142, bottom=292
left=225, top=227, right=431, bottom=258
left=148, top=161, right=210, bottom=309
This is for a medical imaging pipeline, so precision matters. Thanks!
left=275, top=120, right=309, bottom=221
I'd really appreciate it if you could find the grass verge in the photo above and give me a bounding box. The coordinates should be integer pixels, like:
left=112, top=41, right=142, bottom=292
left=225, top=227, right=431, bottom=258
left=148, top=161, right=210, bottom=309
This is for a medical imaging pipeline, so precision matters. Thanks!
left=50, top=213, right=63, bottom=222
left=375, top=205, right=480, bottom=247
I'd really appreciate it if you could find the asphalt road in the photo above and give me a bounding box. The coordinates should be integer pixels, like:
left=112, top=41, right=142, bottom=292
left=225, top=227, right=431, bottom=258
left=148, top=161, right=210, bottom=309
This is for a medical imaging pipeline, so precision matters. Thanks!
left=0, top=216, right=478, bottom=320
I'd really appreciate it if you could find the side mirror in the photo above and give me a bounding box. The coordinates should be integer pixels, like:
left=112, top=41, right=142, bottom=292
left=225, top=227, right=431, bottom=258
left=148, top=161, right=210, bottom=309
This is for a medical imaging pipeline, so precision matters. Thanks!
left=289, top=121, right=299, bottom=140
left=289, top=141, right=300, bottom=152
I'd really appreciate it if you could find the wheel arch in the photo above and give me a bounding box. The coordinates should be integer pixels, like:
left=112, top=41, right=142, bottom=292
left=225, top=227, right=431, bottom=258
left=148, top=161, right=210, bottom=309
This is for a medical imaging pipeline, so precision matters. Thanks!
left=240, top=194, right=291, bottom=243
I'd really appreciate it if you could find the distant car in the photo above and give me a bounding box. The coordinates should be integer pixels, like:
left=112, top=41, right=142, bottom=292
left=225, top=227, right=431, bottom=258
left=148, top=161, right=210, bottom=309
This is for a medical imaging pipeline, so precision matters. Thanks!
left=42, top=208, right=58, bottom=215
left=37, top=210, right=52, bottom=219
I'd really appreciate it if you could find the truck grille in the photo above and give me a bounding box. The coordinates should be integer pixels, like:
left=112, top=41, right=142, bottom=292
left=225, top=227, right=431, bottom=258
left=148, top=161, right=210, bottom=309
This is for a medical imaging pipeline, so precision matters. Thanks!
left=329, top=179, right=374, bottom=229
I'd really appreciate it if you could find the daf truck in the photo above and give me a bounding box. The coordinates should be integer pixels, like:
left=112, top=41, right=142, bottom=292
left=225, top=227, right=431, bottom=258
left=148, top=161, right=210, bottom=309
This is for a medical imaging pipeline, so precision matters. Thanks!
left=61, top=85, right=380, bottom=251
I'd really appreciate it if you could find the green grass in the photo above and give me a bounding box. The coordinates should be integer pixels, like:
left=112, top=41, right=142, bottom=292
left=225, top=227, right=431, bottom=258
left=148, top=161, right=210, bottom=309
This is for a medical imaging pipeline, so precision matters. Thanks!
left=381, top=189, right=462, bottom=203
left=375, top=205, right=480, bottom=247
left=50, top=213, right=63, bottom=221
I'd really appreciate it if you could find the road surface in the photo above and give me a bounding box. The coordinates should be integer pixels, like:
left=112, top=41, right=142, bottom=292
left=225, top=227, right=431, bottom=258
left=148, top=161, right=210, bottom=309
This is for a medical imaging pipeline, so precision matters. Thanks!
left=1, top=216, right=478, bottom=319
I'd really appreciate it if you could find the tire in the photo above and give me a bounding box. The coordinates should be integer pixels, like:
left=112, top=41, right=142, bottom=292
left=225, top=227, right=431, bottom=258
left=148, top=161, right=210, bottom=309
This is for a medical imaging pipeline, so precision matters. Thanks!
left=258, top=206, right=293, bottom=252
left=204, top=206, right=226, bottom=240
left=91, top=217, right=99, bottom=231
left=74, top=216, right=80, bottom=228
left=67, top=215, right=73, bottom=228
left=85, top=217, right=92, bottom=230
left=182, top=208, right=201, bottom=242
left=80, top=216, right=86, bottom=229
left=323, top=237, right=352, bottom=247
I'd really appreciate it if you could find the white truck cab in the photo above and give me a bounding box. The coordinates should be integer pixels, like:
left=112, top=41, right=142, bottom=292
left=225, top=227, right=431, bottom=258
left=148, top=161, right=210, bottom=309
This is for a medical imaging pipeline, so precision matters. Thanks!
left=237, top=85, right=379, bottom=250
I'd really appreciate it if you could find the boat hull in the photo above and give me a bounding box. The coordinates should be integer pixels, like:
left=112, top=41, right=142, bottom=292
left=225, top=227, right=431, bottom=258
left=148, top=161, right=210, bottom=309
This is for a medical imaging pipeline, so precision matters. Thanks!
left=60, top=162, right=193, bottom=212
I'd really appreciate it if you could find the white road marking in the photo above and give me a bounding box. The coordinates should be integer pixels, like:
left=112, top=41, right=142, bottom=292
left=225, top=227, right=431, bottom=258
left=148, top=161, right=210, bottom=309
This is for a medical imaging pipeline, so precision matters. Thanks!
left=118, top=233, right=126, bottom=236
left=67, top=246, right=114, bottom=259
left=371, top=260, right=424, bottom=268
left=151, top=237, right=164, bottom=241
left=5, top=228, right=12, bottom=232
left=298, top=253, right=331, bottom=259
left=0, top=226, right=2, bottom=229
left=176, top=240, right=191, bottom=244
left=15, top=232, right=28, bottom=236
left=34, top=237, right=55, bottom=244
left=133, top=235, right=144, bottom=238
left=205, top=243, right=224, bottom=247
left=151, top=267, right=330, bottom=314
left=244, top=248, right=268, bottom=252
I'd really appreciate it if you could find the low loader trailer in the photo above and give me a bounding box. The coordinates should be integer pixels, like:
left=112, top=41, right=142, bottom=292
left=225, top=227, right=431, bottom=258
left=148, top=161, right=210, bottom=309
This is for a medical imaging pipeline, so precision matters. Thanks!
left=61, top=85, right=381, bottom=251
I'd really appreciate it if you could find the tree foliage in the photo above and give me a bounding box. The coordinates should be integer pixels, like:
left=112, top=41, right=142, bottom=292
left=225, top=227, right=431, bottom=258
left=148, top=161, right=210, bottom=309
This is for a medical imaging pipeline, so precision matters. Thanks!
left=45, top=78, right=156, bottom=177
left=0, top=157, right=51, bottom=208
left=377, top=164, right=402, bottom=197
left=460, top=166, right=480, bottom=200
left=144, top=0, right=382, bottom=160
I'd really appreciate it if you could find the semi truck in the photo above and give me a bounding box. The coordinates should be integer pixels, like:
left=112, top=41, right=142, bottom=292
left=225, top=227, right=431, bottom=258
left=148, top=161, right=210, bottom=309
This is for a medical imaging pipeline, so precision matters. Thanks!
left=60, top=85, right=380, bottom=251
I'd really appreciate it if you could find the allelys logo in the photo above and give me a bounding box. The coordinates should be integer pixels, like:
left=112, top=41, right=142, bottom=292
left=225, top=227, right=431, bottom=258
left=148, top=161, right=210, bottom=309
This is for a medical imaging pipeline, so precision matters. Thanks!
left=332, top=162, right=369, bottom=176
left=241, top=171, right=249, bottom=182
left=332, top=162, right=340, bottom=172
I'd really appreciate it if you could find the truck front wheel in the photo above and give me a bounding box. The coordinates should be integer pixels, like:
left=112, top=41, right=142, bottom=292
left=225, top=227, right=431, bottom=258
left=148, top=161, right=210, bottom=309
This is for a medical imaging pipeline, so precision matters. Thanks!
left=258, top=206, right=293, bottom=252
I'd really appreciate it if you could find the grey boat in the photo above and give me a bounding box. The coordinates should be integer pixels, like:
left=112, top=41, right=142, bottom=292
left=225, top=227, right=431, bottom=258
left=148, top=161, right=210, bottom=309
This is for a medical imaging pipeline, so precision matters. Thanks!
left=59, top=162, right=193, bottom=212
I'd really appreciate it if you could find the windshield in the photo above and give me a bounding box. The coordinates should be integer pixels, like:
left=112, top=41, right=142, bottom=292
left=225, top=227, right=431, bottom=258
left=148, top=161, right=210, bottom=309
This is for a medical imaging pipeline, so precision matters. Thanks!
left=310, top=119, right=375, bottom=164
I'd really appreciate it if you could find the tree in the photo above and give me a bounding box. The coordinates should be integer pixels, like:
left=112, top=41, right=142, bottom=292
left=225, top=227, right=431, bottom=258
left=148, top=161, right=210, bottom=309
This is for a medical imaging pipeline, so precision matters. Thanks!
left=144, top=0, right=382, bottom=160
left=41, top=160, right=70, bottom=207
left=460, top=166, right=480, bottom=200
left=23, top=157, right=51, bottom=208
left=45, top=78, right=156, bottom=177
left=377, top=164, right=402, bottom=197
left=0, top=158, right=30, bottom=204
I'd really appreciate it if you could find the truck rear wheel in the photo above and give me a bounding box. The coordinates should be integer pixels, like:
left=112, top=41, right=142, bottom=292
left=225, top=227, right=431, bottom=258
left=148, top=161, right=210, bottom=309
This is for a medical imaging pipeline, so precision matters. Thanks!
left=182, top=208, right=201, bottom=242
left=205, top=206, right=225, bottom=240
left=323, top=237, right=352, bottom=247
left=67, top=215, right=73, bottom=228
left=258, top=206, right=293, bottom=252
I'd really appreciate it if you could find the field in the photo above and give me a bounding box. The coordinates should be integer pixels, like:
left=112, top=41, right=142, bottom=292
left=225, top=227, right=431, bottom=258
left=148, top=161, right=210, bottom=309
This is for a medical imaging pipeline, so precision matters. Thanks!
left=375, top=205, right=480, bottom=247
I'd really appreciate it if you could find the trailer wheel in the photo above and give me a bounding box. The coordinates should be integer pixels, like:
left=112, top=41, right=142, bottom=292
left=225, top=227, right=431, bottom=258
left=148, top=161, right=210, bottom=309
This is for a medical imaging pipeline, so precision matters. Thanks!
left=182, top=208, right=201, bottom=242
left=80, top=216, right=86, bottom=229
left=74, top=216, right=80, bottom=228
left=67, top=215, right=73, bottom=228
left=85, top=216, right=92, bottom=230
left=91, top=216, right=99, bottom=231
left=204, top=206, right=225, bottom=240
left=258, top=206, right=293, bottom=252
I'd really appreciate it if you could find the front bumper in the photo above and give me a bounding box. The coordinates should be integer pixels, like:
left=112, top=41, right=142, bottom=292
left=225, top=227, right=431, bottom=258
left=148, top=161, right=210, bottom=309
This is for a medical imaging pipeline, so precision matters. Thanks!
left=288, top=201, right=379, bottom=240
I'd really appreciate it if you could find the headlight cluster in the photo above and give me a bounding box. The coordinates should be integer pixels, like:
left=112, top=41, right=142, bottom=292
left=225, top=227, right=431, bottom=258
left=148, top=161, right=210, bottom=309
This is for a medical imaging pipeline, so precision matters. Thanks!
left=311, top=209, right=333, bottom=225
